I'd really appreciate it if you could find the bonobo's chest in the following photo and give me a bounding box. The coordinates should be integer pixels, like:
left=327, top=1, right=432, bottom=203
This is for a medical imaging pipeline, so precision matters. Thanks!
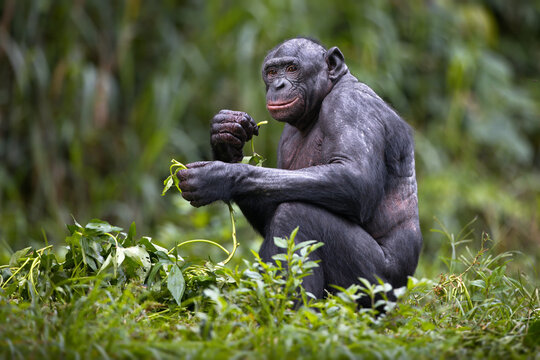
left=278, top=125, right=324, bottom=170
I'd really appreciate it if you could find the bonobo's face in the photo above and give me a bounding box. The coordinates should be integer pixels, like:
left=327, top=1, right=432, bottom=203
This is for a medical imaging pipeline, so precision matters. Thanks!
left=262, top=39, right=333, bottom=128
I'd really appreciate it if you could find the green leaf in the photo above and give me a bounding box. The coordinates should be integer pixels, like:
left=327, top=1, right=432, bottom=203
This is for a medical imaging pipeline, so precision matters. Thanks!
left=293, top=240, right=317, bottom=252
left=65, top=231, right=82, bottom=248
left=122, top=256, right=148, bottom=283
left=272, top=254, right=288, bottom=262
left=67, top=217, right=84, bottom=235
left=79, top=237, right=89, bottom=267
left=155, top=250, right=174, bottom=262
left=288, top=227, right=299, bottom=243
left=85, top=219, right=123, bottom=234
left=469, top=279, right=486, bottom=289
left=79, top=237, right=101, bottom=271
left=273, top=237, right=288, bottom=249
left=114, top=248, right=125, bottom=277
left=167, top=265, right=185, bottom=305
left=147, top=261, right=168, bottom=287
left=139, top=236, right=169, bottom=254
left=66, top=224, right=82, bottom=235
left=98, top=253, right=113, bottom=275
left=126, top=222, right=137, bottom=245
left=300, top=242, right=324, bottom=257
left=244, top=270, right=263, bottom=280
left=162, top=175, right=174, bottom=196
left=302, top=261, right=320, bottom=270
left=9, top=247, right=32, bottom=266
left=123, top=246, right=151, bottom=274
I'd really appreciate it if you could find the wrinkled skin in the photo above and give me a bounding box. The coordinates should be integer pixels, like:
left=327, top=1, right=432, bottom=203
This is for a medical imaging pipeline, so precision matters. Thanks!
left=210, top=110, right=258, bottom=163
left=177, top=38, right=422, bottom=307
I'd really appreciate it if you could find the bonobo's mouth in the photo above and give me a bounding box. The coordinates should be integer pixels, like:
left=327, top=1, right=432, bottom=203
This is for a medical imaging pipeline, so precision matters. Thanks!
left=266, top=97, right=300, bottom=111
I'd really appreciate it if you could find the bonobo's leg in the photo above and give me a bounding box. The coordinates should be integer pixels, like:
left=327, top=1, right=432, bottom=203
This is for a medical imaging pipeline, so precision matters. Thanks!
left=259, top=202, right=390, bottom=305
left=259, top=202, right=326, bottom=298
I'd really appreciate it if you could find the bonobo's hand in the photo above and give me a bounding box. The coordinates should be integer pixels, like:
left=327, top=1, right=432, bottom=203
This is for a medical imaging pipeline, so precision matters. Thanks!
left=211, top=110, right=259, bottom=163
left=176, top=161, right=234, bottom=207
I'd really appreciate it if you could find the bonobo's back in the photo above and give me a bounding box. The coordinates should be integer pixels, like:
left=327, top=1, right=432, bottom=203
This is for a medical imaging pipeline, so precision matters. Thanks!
left=358, top=79, right=421, bottom=282
left=324, top=72, right=422, bottom=283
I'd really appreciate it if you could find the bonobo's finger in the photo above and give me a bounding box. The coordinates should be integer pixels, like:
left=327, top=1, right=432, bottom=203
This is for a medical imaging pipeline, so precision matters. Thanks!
left=176, top=169, right=188, bottom=182
left=237, top=113, right=259, bottom=138
left=181, top=190, right=199, bottom=203
left=214, top=110, right=258, bottom=137
left=176, top=170, right=195, bottom=194
left=211, top=122, right=247, bottom=142
left=189, top=199, right=208, bottom=208
left=211, top=133, right=243, bottom=149
left=213, top=110, right=245, bottom=124
left=218, top=109, right=246, bottom=117
left=212, top=113, right=234, bottom=125
left=186, top=161, right=210, bottom=169
left=180, top=190, right=192, bottom=201
left=212, top=142, right=243, bottom=163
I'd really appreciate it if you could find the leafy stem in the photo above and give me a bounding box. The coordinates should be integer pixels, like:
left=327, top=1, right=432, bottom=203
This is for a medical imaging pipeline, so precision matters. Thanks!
left=161, top=121, right=266, bottom=265
left=161, top=159, right=187, bottom=196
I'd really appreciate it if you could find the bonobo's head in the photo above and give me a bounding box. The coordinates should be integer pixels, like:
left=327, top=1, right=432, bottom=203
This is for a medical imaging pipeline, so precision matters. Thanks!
left=262, top=37, right=348, bottom=128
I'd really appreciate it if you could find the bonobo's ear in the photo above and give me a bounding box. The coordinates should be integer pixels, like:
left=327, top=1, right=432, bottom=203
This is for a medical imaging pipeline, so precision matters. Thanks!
left=325, top=47, right=348, bottom=82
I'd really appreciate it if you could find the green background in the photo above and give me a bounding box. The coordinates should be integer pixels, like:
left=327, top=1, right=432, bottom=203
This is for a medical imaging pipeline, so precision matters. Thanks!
left=1, top=0, right=539, bottom=273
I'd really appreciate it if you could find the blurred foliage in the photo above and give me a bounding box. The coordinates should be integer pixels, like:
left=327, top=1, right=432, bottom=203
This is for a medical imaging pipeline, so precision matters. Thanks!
left=0, top=0, right=539, bottom=267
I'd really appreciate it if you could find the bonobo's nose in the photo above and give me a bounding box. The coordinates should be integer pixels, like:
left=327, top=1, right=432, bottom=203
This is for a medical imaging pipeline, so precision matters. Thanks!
left=272, top=78, right=289, bottom=91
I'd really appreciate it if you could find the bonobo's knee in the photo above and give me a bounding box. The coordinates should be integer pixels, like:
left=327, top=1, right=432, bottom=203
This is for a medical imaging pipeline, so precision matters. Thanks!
left=269, top=202, right=301, bottom=233
left=261, top=202, right=318, bottom=260
left=266, top=202, right=324, bottom=241
left=262, top=202, right=326, bottom=299
left=261, top=202, right=303, bottom=261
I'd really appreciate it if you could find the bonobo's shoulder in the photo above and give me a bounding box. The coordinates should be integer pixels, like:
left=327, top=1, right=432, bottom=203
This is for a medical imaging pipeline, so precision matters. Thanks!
left=323, top=75, right=385, bottom=110
left=321, top=75, right=410, bottom=131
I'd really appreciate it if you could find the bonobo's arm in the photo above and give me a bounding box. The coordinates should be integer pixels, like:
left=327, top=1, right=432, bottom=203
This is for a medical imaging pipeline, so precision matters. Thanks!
left=207, top=109, right=273, bottom=234
left=236, top=106, right=387, bottom=224
left=178, top=94, right=388, bottom=227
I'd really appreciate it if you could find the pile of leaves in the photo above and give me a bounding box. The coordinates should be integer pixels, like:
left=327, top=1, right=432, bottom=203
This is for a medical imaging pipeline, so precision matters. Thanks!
left=0, top=219, right=231, bottom=306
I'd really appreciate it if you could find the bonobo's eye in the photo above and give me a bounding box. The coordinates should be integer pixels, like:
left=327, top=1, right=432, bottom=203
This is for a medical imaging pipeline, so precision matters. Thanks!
left=266, top=69, right=277, bottom=77
left=286, top=65, right=298, bottom=73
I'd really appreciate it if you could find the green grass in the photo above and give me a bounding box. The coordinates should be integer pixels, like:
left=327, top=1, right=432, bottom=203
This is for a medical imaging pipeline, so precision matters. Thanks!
left=0, top=220, right=539, bottom=359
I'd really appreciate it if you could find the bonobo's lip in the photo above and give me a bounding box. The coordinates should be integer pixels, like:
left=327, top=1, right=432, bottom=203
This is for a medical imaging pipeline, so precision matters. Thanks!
left=266, top=97, right=300, bottom=111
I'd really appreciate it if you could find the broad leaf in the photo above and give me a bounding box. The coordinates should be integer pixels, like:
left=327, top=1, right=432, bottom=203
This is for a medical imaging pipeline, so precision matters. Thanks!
left=162, top=176, right=174, bottom=196
left=114, top=248, right=125, bottom=277
left=123, top=246, right=151, bottom=274
left=85, top=219, right=122, bottom=234
left=98, top=253, right=113, bottom=275
left=271, top=254, right=288, bottom=262
left=126, top=222, right=137, bottom=246
left=167, top=265, right=185, bottom=305
left=273, top=237, right=288, bottom=249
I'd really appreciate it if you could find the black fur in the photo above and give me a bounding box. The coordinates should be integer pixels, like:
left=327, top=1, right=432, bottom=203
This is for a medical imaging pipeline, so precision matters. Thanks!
left=177, top=38, right=422, bottom=307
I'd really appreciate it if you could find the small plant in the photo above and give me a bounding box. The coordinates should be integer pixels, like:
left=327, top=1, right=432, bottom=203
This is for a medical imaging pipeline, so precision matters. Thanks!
left=202, top=228, right=325, bottom=325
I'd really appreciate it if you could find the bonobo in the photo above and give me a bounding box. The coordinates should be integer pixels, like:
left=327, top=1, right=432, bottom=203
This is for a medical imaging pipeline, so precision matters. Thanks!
left=177, top=37, right=422, bottom=306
